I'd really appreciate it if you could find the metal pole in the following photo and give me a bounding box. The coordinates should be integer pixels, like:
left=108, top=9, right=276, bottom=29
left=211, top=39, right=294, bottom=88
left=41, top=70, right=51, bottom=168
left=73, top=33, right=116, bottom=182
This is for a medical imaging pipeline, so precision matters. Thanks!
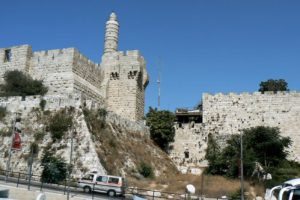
left=240, top=132, right=244, bottom=200
left=28, top=147, right=33, bottom=190
left=5, top=113, right=17, bottom=182
left=200, top=173, right=204, bottom=200
left=67, top=128, right=74, bottom=200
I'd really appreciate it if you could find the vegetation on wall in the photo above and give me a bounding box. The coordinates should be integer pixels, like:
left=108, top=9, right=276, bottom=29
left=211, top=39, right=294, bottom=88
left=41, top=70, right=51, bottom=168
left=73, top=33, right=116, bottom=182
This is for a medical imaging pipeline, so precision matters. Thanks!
left=146, top=107, right=175, bottom=152
left=82, top=107, right=177, bottom=178
left=259, top=79, right=289, bottom=93
left=0, top=70, right=48, bottom=96
left=49, top=109, right=73, bottom=141
left=39, top=99, right=47, bottom=111
left=0, top=107, right=7, bottom=121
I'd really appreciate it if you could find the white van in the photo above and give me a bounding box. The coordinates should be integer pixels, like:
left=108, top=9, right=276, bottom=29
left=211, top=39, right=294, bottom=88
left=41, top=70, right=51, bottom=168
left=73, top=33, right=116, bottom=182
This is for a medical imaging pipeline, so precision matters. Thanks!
left=78, top=172, right=127, bottom=197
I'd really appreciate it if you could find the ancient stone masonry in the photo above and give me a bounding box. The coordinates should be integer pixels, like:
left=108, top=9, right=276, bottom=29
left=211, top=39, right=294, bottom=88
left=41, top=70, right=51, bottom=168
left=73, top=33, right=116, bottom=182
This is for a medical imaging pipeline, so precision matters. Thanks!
left=170, top=91, right=300, bottom=171
left=0, top=12, right=149, bottom=122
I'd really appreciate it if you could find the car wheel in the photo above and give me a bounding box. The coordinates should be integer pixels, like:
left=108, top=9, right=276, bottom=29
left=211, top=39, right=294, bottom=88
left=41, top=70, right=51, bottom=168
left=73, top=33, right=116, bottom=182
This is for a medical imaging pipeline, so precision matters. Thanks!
left=83, top=186, right=91, bottom=193
left=107, top=190, right=116, bottom=197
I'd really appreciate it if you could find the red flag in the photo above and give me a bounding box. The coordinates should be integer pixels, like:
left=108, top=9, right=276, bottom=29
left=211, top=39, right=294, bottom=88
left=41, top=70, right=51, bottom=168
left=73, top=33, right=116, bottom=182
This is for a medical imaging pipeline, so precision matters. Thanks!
left=12, top=132, right=21, bottom=150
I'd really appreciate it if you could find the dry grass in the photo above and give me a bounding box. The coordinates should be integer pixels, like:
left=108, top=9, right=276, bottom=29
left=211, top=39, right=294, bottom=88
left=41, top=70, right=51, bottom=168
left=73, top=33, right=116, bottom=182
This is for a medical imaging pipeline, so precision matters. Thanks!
left=127, top=174, right=260, bottom=198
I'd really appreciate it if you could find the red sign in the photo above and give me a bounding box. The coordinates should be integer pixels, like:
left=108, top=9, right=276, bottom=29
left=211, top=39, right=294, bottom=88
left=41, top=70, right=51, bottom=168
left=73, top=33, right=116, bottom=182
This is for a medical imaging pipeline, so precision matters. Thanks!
left=12, top=132, right=22, bottom=150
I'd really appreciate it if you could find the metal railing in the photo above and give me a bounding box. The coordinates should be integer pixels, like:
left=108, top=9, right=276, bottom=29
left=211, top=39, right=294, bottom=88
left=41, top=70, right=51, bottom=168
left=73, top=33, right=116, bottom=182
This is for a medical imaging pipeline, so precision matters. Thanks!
left=0, top=169, right=231, bottom=200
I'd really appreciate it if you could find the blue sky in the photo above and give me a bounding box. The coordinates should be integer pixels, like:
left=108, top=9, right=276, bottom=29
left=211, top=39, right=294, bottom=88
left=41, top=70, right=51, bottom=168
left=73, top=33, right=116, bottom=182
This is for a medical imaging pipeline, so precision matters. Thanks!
left=1, top=0, right=300, bottom=112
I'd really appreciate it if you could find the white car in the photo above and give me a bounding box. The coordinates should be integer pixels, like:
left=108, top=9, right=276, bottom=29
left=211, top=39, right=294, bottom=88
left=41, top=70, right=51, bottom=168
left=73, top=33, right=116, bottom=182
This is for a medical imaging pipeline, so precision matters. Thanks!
left=78, top=172, right=127, bottom=197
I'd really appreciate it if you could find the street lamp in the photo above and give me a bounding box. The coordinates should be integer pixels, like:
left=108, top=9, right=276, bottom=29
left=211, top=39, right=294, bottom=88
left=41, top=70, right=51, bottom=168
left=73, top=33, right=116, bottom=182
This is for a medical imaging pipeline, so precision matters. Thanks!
left=5, top=112, right=21, bottom=182
left=67, top=127, right=75, bottom=200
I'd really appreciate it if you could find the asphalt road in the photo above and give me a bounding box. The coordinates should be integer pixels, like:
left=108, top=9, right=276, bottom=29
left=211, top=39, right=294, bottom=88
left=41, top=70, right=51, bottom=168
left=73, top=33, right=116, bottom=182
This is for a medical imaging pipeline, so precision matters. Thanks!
left=0, top=175, right=125, bottom=200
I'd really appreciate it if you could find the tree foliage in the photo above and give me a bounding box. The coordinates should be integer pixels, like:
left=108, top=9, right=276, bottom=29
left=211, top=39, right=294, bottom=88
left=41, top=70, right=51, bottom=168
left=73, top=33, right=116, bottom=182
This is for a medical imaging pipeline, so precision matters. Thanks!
left=41, top=151, right=67, bottom=184
left=0, top=70, right=48, bottom=96
left=49, top=110, right=73, bottom=141
left=146, top=107, right=175, bottom=151
left=205, top=126, right=291, bottom=178
left=259, top=79, right=288, bottom=93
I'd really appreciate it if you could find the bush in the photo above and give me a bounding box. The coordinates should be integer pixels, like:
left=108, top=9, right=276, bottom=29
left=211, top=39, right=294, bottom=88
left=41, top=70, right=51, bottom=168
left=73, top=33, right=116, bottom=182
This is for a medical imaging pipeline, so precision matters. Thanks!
left=30, top=142, right=39, bottom=156
left=138, top=162, right=154, bottom=178
left=41, top=151, right=67, bottom=184
left=0, top=70, right=48, bottom=97
left=34, top=131, right=45, bottom=141
left=0, top=107, right=6, bottom=121
left=49, top=110, right=73, bottom=141
left=39, top=99, right=47, bottom=111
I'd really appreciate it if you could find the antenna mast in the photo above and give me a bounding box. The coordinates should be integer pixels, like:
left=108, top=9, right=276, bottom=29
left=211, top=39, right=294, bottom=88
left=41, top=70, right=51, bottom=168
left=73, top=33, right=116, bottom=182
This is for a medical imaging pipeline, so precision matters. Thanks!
left=157, top=59, right=161, bottom=110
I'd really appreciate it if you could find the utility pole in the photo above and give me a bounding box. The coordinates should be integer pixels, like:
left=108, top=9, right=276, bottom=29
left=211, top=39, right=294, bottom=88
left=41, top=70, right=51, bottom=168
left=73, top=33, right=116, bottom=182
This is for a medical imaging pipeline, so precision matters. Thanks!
left=28, top=145, right=34, bottom=190
left=240, top=132, right=245, bottom=200
left=157, top=59, right=161, bottom=110
left=200, top=173, right=204, bottom=200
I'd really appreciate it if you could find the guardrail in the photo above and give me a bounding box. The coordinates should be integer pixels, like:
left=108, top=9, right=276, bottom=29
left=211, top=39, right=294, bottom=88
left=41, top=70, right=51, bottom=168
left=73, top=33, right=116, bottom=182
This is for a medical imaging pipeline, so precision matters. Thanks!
left=0, top=169, right=231, bottom=200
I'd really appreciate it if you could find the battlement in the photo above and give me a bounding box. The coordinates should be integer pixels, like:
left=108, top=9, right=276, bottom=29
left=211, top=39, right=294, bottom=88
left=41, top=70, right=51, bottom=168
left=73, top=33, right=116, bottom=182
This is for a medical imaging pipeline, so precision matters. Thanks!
left=33, top=47, right=74, bottom=57
left=0, top=45, right=32, bottom=63
left=203, top=90, right=300, bottom=98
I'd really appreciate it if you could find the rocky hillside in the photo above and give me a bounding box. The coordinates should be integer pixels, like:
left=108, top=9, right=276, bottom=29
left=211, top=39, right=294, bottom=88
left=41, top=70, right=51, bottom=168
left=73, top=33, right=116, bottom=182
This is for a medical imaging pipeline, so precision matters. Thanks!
left=0, top=102, right=177, bottom=180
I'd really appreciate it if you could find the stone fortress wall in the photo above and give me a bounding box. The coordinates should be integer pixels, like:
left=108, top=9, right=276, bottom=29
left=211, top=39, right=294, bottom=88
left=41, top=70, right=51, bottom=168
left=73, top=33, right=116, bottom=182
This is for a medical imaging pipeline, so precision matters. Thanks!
left=0, top=12, right=148, bottom=122
left=170, top=91, right=300, bottom=171
left=203, top=91, right=300, bottom=161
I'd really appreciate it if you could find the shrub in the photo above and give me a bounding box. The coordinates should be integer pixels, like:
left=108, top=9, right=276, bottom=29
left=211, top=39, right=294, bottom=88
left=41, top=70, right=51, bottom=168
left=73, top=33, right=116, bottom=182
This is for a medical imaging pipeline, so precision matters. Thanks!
left=34, top=131, right=45, bottom=141
left=41, top=151, right=67, bottom=184
left=138, top=162, right=154, bottom=178
left=98, top=108, right=107, bottom=120
left=0, top=70, right=48, bottom=96
left=0, top=127, right=12, bottom=137
left=30, top=142, right=39, bottom=156
left=0, top=107, right=6, bottom=121
left=39, top=99, right=47, bottom=111
left=49, top=110, right=73, bottom=141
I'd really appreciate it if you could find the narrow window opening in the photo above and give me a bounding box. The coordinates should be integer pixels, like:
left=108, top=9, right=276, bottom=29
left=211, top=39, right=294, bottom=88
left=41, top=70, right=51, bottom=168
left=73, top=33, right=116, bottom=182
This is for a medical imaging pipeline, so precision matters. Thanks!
left=4, top=49, right=12, bottom=62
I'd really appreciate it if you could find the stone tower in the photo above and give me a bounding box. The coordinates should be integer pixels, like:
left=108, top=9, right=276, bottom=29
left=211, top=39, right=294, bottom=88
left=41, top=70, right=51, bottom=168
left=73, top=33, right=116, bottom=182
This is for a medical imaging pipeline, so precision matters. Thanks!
left=101, top=12, right=149, bottom=121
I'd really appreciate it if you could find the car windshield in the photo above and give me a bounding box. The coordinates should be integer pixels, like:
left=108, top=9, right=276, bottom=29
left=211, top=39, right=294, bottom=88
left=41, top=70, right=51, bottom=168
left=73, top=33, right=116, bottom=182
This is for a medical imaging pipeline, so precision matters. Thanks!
left=82, top=174, right=94, bottom=181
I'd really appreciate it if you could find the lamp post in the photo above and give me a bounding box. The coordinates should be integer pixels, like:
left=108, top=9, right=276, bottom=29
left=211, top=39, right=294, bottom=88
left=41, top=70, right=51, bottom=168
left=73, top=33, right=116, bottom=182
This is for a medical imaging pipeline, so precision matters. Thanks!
left=67, top=128, right=75, bottom=200
left=5, top=112, right=21, bottom=181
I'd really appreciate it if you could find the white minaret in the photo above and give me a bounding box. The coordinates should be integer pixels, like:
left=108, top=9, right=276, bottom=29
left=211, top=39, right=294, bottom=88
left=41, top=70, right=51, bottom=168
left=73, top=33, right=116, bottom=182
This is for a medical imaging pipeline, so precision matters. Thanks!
left=103, top=12, right=119, bottom=54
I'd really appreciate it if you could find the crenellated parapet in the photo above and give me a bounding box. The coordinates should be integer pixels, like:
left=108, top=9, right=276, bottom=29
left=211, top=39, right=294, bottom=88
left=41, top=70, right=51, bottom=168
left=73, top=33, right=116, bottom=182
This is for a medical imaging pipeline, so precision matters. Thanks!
left=0, top=12, right=148, bottom=123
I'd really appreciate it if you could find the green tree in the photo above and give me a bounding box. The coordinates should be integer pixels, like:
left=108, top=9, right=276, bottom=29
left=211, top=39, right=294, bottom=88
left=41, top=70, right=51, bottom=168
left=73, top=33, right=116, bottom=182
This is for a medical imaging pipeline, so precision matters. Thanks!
left=207, top=126, right=291, bottom=178
left=259, top=79, right=288, bottom=93
left=41, top=151, right=67, bottom=184
left=146, top=107, right=175, bottom=152
left=0, top=70, right=48, bottom=96
left=205, top=133, right=225, bottom=174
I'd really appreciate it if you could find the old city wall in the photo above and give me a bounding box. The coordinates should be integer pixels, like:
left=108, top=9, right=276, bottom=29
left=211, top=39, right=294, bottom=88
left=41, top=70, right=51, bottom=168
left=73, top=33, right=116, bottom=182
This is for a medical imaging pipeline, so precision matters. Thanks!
left=72, top=49, right=105, bottom=105
left=104, top=50, right=147, bottom=121
left=203, top=91, right=300, bottom=162
left=30, top=48, right=74, bottom=95
left=0, top=45, right=32, bottom=81
left=170, top=122, right=207, bottom=173
left=0, top=45, right=106, bottom=106
left=0, top=94, right=149, bottom=175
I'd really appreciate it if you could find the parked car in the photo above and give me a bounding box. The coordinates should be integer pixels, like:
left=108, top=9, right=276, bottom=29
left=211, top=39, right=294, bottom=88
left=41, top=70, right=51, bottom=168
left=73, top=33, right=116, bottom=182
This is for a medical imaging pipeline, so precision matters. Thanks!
left=78, top=172, right=127, bottom=197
